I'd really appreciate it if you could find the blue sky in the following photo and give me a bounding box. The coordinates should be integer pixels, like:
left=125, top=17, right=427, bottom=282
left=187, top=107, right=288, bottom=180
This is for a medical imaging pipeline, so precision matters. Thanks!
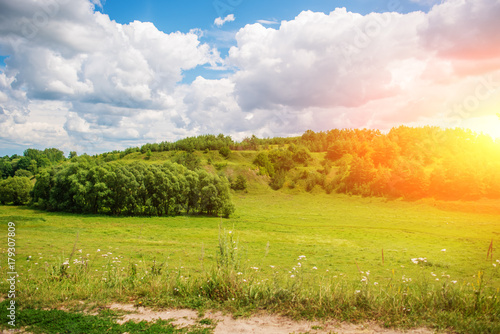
left=97, top=0, right=428, bottom=31
left=1, top=0, right=499, bottom=156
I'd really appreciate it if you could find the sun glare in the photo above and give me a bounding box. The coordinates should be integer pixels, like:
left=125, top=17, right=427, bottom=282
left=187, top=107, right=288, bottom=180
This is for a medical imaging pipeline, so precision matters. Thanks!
left=462, top=115, right=500, bottom=140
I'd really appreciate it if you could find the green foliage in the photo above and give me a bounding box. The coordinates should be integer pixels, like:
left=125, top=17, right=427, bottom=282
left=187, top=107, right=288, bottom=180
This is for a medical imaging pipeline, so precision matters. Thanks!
left=15, top=169, right=33, bottom=178
left=0, top=176, right=33, bottom=205
left=304, top=171, right=325, bottom=192
left=8, top=125, right=500, bottom=201
left=16, top=156, right=32, bottom=171
left=269, top=170, right=286, bottom=190
left=268, top=148, right=294, bottom=171
left=291, top=146, right=311, bottom=164
left=253, top=152, right=275, bottom=177
left=214, top=162, right=227, bottom=171
left=0, top=158, right=14, bottom=178
left=31, top=161, right=234, bottom=217
left=218, top=146, right=231, bottom=159
left=137, top=134, right=234, bottom=155
left=230, top=175, right=247, bottom=191
left=1, top=148, right=65, bottom=179
left=172, top=152, right=201, bottom=171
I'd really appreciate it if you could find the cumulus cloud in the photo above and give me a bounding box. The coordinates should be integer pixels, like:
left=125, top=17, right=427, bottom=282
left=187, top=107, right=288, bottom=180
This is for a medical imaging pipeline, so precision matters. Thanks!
left=214, top=14, right=235, bottom=27
left=419, top=0, right=500, bottom=66
left=0, top=0, right=220, bottom=151
left=228, top=9, right=427, bottom=111
left=1, top=0, right=499, bottom=154
left=226, top=2, right=500, bottom=133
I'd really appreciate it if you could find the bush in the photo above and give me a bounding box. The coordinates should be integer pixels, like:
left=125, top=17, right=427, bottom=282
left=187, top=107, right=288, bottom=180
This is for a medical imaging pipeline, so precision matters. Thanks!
left=269, top=170, right=286, bottom=190
left=231, top=175, right=247, bottom=191
left=219, top=146, right=231, bottom=159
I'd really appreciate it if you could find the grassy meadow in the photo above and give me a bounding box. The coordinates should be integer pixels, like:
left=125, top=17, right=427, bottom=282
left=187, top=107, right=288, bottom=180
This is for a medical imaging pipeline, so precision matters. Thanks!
left=1, top=186, right=499, bottom=333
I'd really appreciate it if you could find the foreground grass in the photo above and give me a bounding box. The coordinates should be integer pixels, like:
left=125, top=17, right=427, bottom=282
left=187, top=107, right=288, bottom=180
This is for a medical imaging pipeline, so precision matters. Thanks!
left=0, top=191, right=499, bottom=333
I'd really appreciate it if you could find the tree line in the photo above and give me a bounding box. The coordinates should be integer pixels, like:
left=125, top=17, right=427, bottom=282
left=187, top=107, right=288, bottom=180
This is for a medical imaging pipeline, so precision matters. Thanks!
left=293, top=126, right=500, bottom=200
left=1, top=126, right=499, bottom=207
left=31, top=158, right=235, bottom=217
left=0, top=148, right=66, bottom=179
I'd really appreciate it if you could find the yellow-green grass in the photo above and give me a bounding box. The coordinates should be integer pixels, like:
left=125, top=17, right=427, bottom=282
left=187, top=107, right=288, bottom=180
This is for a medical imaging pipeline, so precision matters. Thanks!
left=1, top=191, right=499, bottom=332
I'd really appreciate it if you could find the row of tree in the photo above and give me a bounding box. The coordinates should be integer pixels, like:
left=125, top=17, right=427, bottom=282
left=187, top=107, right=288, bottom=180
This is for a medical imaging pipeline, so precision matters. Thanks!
left=1, top=148, right=66, bottom=179
left=32, top=159, right=235, bottom=217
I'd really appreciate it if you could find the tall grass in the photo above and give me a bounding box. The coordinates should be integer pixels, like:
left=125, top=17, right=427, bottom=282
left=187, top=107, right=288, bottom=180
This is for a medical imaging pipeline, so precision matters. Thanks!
left=8, top=226, right=500, bottom=334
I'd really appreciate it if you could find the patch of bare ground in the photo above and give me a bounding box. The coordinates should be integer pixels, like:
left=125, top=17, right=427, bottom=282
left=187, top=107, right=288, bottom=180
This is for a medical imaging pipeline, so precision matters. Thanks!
left=109, top=304, right=437, bottom=334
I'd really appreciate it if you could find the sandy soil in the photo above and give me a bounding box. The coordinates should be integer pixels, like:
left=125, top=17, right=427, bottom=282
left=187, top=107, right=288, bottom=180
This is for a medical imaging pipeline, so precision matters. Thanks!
left=109, top=303, right=437, bottom=334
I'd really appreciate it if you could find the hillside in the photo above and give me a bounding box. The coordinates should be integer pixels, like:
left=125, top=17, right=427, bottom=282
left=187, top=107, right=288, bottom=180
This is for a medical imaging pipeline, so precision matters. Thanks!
left=2, top=127, right=500, bottom=213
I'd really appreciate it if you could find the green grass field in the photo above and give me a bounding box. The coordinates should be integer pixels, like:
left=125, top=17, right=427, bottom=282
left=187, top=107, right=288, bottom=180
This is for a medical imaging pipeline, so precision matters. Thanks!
left=1, top=188, right=499, bottom=333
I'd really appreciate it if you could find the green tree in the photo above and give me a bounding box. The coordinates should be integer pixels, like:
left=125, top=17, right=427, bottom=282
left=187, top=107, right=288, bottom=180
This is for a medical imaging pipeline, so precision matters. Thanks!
left=0, top=159, right=13, bottom=178
left=268, top=149, right=294, bottom=171
left=31, top=169, right=55, bottom=209
left=16, top=156, right=32, bottom=172
left=0, top=177, right=33, bottom=205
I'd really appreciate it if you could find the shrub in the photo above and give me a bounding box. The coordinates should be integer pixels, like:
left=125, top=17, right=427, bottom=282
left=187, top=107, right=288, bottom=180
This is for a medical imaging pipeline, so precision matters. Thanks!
left=231, top=175, right=247, bottom=191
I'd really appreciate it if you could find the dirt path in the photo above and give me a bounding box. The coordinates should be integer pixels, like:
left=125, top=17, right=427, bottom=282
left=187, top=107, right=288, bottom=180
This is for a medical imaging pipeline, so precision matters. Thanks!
left=110, top=304, right=436, bottom=334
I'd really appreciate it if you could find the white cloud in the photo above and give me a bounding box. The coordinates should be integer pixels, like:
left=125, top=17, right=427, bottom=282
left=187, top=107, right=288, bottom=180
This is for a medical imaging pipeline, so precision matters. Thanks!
left=0, top=0, right=220, bottom=152
left=225, top=2, right=500, bottom=133
left=228, top=9, right=427, bottom=111
left=214, top=14, right=235, bottom=27
left=1, top=0, right=500, bottom=154
left=256, top=19, right=279, bottom=25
